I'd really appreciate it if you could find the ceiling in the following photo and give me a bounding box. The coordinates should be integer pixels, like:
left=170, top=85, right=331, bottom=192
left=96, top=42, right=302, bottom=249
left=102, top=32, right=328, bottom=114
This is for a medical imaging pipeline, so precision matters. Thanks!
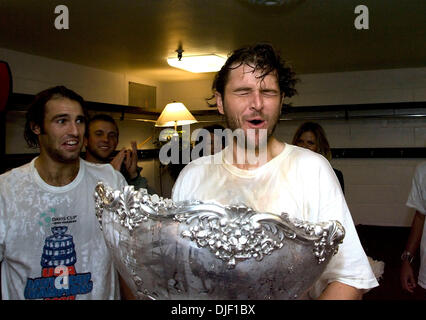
left=0, top=0, right=425, bottom=82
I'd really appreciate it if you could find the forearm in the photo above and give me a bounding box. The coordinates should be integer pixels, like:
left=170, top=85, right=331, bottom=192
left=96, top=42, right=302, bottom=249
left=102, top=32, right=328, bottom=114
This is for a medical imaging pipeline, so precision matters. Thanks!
left=317, top=281, right=363, bottom=300
left=404, top=211, right=425, bottom=254
left=400, top=211, right=425, bottom=292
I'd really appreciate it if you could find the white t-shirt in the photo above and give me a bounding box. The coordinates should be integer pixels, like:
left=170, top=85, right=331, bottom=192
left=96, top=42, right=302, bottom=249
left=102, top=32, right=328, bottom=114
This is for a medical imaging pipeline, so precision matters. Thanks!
left=406, top=161, right=426, bottom=289
left=172, top=144, right=379, bottom=299
left=0, top=158, right=127, bottom=300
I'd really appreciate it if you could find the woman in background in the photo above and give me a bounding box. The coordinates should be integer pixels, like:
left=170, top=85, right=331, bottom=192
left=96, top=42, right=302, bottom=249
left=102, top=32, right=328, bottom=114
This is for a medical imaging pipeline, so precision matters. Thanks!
left=292, top=121, right=345, bottom=194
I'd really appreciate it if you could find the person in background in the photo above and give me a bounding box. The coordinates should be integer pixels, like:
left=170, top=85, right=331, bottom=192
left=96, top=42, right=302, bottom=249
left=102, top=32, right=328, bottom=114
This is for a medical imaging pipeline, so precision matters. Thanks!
left=0, top=86, right=130, bottom=299
left=292, top=121, right=345, bottom=194
left=172, top=43, right=378, bottom=299
left=400, top=161, right=426, bottom=299
left=84, top=114, right=155, bottom=194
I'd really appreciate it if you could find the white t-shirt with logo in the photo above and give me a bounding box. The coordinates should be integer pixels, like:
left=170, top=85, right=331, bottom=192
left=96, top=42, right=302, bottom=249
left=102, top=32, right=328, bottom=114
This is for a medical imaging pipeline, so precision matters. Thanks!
left=172, top=144, right=379, bottom=299
left=0, top=158, right=127, bottom=300
left=406, top=161, right=426, bottom=289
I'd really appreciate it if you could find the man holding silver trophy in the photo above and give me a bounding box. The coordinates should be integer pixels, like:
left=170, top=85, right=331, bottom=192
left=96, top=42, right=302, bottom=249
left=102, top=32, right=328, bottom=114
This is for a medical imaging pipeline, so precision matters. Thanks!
left=94, top=43, right=379, bottom=301
left=171, top=43, right=378, bottom=299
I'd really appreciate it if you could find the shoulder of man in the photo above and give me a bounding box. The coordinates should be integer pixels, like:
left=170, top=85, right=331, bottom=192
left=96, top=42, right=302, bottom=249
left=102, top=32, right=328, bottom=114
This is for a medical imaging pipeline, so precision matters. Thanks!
left=414, top=161, right=426, bottom=178
left=171, top=154, right=217, bottom=201
left=82, top=159, right=127, bottom=188
left=287, top=144, right=330, bottom=168
left=182, top=153, right=218, bottom=176
left=0, top=161, right=32, bottom=188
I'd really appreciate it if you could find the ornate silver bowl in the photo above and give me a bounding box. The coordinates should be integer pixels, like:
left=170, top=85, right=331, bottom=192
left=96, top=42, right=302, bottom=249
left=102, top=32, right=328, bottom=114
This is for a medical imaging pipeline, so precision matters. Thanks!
left=94, top=182, right=345, bottom=300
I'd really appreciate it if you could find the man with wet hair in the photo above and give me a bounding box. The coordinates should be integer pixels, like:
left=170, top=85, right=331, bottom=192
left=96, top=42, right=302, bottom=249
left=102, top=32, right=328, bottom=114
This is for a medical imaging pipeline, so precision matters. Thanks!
left=172, top=43, right=378, bottom=299
left=0, top=86, right=129, bottom=299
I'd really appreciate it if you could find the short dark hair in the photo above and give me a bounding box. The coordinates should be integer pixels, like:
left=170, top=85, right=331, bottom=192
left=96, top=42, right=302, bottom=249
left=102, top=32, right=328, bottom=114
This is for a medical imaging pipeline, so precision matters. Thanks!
left=292, top=122, right=332, bottom=161
left=24, top=86, right=86, bottom=148
left=86, top=114, right=119, bottom=138
left=209, top=43, right=298, bottom=106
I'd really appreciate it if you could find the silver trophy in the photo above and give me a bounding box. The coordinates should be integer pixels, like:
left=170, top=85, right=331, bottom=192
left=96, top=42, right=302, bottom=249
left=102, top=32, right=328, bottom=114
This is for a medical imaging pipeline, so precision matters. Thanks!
left=94, top=182, right=345, bottom=300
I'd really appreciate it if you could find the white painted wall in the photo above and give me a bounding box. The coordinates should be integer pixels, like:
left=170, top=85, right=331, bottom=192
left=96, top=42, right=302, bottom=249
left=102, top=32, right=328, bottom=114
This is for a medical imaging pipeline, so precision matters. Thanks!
left=292, top=68, right=426, bottom=106
left=2, top=48, right=425, bottom=226
left=158, top=78, right=214, bottom=110
left=1, top=48, right=123, bottom=105
left=0, top=47, right=161, bottom=106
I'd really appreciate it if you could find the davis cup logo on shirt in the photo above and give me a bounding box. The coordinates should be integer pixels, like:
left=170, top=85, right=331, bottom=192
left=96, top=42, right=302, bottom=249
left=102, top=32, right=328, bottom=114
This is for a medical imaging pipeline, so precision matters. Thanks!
left=38, top=208, right=55, bottom=228
left=24, top=226, right=93, bottom=300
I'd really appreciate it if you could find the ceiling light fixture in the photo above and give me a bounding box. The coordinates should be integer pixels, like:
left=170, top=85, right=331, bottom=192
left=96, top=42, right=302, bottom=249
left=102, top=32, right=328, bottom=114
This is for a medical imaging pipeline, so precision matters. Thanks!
left=167, top=48, right=226, bottom=73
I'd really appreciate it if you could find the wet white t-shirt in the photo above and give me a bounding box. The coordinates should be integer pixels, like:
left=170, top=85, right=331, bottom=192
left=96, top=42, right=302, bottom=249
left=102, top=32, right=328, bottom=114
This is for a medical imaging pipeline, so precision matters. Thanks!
left=0, top=158, right=127, bottom=300
left=172, top=144, right=379, bottom=298
left=406, top=161, right=426, bottom=289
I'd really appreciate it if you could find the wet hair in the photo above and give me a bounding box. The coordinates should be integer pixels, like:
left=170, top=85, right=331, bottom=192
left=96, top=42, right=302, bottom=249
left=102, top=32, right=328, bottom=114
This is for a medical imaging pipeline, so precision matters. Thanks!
left=86, top=113, right=119, bottom=138
left=292, top=122, right=332, bottom=161
left=24, top=85, right=86, bottom=148
left=208, top=43, right=298, bottom=106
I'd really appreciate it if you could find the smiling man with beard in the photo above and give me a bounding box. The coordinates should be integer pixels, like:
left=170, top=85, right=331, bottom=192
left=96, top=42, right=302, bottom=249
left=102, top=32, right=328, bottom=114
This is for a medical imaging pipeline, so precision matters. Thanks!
left=0, top=86, right=130, bottom=300
left=172, top=43, right=378, bottom=299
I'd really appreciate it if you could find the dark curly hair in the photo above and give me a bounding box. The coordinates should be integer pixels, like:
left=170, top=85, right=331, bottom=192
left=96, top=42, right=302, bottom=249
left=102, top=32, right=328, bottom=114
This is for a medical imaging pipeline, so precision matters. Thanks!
left=24, top=86, right=87, bottom=148
left=208, top=43, right=298, bottom=106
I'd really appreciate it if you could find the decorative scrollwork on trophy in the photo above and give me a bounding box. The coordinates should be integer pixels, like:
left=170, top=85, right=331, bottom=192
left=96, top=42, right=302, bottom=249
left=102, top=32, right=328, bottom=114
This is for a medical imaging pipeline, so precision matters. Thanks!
left=94, top=182, right=345, bottom=300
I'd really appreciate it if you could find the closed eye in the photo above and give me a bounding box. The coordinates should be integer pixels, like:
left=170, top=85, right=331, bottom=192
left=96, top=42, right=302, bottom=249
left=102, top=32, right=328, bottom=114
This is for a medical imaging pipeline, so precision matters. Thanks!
left=234, top=90, right=251, bottom=96
left=261, top=89, right=279, bottom=96
left=232, top=87, right=253, bottom=95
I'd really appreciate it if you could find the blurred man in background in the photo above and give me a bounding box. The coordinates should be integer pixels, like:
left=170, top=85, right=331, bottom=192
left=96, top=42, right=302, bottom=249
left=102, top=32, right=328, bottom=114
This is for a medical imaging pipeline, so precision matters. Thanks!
left=84, top=114, right=155, bottom=194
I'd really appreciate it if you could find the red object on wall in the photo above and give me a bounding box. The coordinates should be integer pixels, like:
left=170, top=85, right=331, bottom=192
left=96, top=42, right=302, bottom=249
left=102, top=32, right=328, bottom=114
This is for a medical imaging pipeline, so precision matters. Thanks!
left=0, top=61, right=12, bottom=112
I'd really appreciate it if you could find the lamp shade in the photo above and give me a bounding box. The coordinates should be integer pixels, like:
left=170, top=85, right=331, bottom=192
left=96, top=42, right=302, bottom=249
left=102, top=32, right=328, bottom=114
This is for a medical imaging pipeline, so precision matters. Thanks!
left=155, top=102, right=197, bottom=127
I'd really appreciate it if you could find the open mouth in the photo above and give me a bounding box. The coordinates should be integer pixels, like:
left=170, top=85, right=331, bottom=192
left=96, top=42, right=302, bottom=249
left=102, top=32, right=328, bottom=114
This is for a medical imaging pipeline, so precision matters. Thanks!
left=247, top=119, right=266, bottom=128
left=64, top=140, right=78, bottom=146
left=63, top=140, right=80, bottom=150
